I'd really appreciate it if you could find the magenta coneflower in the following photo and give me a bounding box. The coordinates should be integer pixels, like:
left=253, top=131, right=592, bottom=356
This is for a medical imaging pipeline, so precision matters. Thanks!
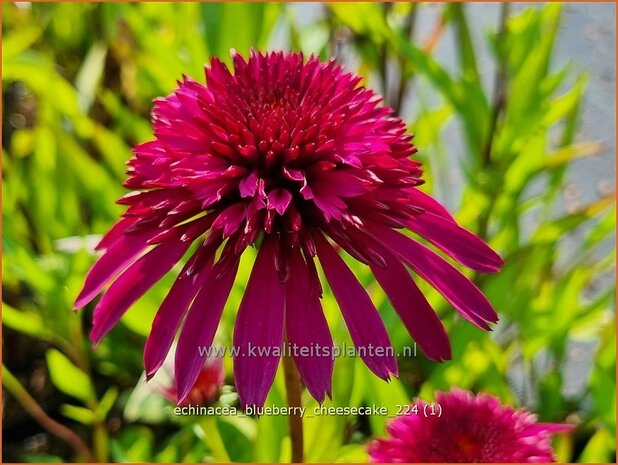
left=75, top=51, right=503, bottom=408
left=368, top=389, right=573, bottom=463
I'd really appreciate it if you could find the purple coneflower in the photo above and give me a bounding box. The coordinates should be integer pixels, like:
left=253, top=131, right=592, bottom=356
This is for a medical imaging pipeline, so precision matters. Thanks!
left=368, top=389, right=572, bottom=463
left=75, top=51, right=503, bottom=408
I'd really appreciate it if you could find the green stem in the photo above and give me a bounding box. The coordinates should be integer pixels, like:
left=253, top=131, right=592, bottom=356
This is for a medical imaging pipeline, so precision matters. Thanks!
left=3, top=365, right=95, bottom=462
left=481, top=2, right=510, bottom=168
left=394, top=4, right=418, bottom=114
left=282, top=353, right=304, bottom=463
left=70, top=317, right=109, bottom=462
left=379, top=3, right=391, bottom=102
left=200, top=416, right=230, bottom=462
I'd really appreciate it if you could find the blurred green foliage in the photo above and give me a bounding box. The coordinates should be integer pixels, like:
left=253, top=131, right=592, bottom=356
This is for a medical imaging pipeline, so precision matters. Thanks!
left=2, top=2, right=615, bottom=463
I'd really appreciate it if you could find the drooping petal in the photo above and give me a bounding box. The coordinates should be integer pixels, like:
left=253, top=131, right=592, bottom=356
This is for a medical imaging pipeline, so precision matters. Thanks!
left=174, top=256, right=239, bottom=403
left=408, top=212, right=504, bottom=273
left=334, top=226, right=450, bottom=360
left=369, top=245, right=451, bottom=362
left=313, top=232, right=397, bottom=380
left=366, top=223, right=498, bottom=329
left=285, top=249, right=333, bottom=402
left=74, top=228, right=158, bottom=309
left=144, top=249, right=214, bottom=379
left=233, top=237, right=286, bottom=408
left=89, top=238, right=190, bottom=345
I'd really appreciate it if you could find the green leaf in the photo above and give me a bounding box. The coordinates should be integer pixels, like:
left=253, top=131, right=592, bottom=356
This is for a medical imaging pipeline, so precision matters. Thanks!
left=96, top=386, right=119, bottom=419
left=543, top=74, right=586, bottom=130
left=46, top=348, right=93, bottom=403
left=544, top=141, right=604, bottom=168
left=200, top=3, right=282, bottom=61
left=110, top=426, right=154, bottom=462
left=75, top=42, right=108, bottom=113
left=392, top=35, right=459, bottom=108
left=61, top=404, right=96, bottom=425
left=579, top=428, right=615, bottom=463
left=2, top=303, right=54, bottom=341
left=218, top=416, right=256, bottom=462
left=589, top=325, right=617, bottom=435
left=2, top=24, right=42, bottom=63
left=392, top=32, right=487, bottom=153
left=583, top=206, right=616, bottom=249
left=449, top=4, right=483, bottom=92
left=499, top=4, right=563, bottom=155
left=329, top=3, right=389, bottom=43
left=365, top=369, right=409, bottom=435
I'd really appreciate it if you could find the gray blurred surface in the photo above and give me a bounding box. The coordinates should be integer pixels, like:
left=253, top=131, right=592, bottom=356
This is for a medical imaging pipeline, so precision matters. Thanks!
left=282, top=2, right=616, bottom=405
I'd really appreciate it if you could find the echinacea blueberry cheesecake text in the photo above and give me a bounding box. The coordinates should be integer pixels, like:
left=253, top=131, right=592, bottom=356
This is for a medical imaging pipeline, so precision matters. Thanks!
left=75, top=51, right=504, bottom=408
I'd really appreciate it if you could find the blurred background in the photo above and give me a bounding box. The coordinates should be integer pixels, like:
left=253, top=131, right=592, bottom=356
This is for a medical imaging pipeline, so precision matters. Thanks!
left=2, top=2, right=616, bottom=463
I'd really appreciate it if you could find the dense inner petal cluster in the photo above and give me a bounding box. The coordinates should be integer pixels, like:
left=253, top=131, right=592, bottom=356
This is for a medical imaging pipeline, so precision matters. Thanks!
left=135, top=51, right=423, bottom=252
left=75, top=51, right=504, bottom=408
